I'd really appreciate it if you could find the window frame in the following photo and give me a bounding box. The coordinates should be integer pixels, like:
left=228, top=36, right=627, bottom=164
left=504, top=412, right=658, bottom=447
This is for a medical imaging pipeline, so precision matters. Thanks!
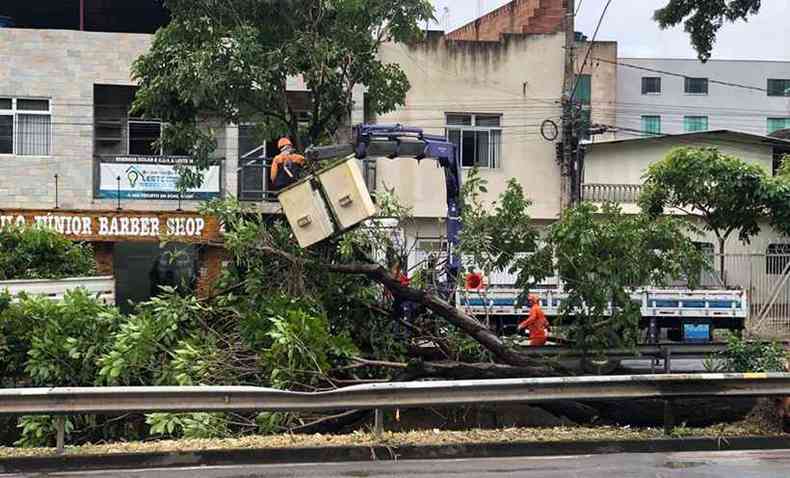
left=641, top=115, right=662, bottom=136
left=684, top=116, right=709, bottom=133
left=127, top=118, right=163, bottom=156
left=767, top=79, right=790, bottom=97
left=768, top=117, right=790, bottom=135
left=445, top=113, right=503, bottom=169
left=641, top=77, right=662, bottom=95
left=0, top=97, right=52, bottom=157
left=684, top=77, right=709, bottom=95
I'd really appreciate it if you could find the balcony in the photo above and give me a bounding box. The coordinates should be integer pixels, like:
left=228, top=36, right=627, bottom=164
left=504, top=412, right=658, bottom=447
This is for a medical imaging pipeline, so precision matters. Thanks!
left=238, top=158, right=378, bottom=202
left=582, top=183, right=643, bottom=203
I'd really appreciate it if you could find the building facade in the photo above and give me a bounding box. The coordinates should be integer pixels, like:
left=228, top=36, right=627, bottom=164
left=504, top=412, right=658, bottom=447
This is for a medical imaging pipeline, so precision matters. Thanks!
left=615, top=58, right=790, bottom=137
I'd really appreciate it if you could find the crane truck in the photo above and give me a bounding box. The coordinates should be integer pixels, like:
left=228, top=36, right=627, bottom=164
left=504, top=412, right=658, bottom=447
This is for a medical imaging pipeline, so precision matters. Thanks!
left=283, top=124, right=748, bottom=344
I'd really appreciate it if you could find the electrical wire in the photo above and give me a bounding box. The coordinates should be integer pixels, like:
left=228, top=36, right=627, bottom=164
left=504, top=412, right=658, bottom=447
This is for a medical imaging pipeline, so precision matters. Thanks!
left=571, top=0, right=615, bottom=102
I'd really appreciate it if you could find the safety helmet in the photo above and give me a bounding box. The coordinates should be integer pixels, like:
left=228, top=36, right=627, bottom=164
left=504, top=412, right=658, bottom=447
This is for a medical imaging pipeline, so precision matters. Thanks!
left=277, top=137, right=293, bottom=150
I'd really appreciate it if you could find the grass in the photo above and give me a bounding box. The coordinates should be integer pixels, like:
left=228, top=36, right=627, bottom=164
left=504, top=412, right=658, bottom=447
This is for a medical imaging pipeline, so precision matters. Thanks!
left=0, top=419, right=782, bottom=459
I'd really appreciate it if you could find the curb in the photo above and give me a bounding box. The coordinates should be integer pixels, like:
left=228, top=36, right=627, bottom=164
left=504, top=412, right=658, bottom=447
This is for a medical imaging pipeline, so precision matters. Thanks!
left=1, top=436, right=788, bottom=474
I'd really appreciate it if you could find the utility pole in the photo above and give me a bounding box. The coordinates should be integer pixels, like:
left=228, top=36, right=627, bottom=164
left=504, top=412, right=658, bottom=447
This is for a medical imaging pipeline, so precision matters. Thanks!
left=560, top=0, right=576, bottom=211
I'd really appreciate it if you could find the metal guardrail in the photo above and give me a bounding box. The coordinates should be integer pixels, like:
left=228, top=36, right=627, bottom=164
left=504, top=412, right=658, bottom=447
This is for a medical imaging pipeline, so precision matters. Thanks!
left=2, top=374, right=788, bottom=416
left=0, top=276, right=115, bottom=304
left=2, top=374, right=789, bottom=453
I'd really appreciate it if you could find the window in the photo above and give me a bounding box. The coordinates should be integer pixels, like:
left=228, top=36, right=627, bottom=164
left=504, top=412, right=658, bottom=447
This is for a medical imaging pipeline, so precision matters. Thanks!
left=446, top=114, right=502, bottom=168
left=128, top=120, right=162, bottom=155
left=641, top=115, right=661, bottom=136
left=641, top=77, right=661, bottom=95
left=237, top=123, right=278, bottom=201
left=767, top=79, right=790, bottom=97
left=576, top=74, right=591, bottom=105
left=684, top=77, right=709, bottom=95
left=684, top=116, right=709, bottom=132
left=0, top=97, right=51, bottom=156
left=768, top=118, right=790, bottom=135
left=766, top=244, right=790, bottom=275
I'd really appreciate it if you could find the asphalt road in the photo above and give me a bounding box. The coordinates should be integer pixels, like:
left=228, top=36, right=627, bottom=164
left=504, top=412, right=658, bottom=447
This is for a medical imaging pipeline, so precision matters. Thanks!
left=10, top=450, right=790, bottom=478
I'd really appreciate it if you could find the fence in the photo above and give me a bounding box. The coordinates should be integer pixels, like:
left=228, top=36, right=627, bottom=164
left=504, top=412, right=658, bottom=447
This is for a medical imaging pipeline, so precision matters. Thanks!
left=711, top=253, right=790, bottom=337
left=0, top=276, right=115, bottom=304
left=2, top=373, right=789, bottom=453
left=582, top=184, right=643, bottom=203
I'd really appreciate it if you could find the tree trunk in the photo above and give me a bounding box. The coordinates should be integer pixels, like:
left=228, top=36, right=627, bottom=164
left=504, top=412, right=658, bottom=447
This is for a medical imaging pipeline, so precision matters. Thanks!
left=719, top=236, right=727, bottom=286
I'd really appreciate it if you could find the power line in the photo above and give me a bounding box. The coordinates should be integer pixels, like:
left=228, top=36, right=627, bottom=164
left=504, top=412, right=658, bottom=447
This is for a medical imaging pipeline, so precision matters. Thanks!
left=570, top=0, right=614, bottom=102
left=593, top=57, right=770, bottom=93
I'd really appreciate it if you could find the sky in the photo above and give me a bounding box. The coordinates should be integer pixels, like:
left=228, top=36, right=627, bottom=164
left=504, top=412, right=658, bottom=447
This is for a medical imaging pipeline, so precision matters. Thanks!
left=430, top=0, right=790, bottom=61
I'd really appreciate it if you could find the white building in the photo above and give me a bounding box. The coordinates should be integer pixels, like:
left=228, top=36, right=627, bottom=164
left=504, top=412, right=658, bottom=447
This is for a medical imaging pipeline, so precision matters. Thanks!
left=614, top=58, right=790, bottom=137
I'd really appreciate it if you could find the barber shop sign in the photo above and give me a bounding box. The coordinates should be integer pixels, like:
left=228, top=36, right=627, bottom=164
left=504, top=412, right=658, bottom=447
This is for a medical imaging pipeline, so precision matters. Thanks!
left=0, top=209, right=223, bottom=243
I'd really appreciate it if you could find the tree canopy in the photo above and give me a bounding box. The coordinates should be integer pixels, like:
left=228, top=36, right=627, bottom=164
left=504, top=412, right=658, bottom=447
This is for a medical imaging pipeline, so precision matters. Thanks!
left=655, top=0, right=761, bottom=62
left=131, top=0, right=434, bottom=187
left=640, top=147, right=768, bottom=274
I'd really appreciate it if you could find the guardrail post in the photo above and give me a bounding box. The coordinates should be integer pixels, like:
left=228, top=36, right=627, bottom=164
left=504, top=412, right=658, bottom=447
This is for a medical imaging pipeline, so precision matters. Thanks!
left=374, top=409, right=384, bottom=437
left=663, top=348, right=672, bottom=374
left=55, top=417, right=65, bottom=455
left=663, top=400, right=675, bottom=436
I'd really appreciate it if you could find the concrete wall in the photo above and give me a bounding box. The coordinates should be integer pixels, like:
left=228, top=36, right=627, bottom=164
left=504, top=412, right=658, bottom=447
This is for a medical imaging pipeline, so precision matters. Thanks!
left=584, top=135, right=775, bottom=185
left=375, top=32, right=565, bottom=221
left=575, top=41, right=617, bottom=141
left=616, top=58, right=790, bottom=136
left=0, top=28, right=236, bottom=211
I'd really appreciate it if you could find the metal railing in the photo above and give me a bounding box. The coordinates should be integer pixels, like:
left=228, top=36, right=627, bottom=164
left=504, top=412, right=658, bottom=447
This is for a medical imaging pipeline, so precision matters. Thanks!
left=237, top=158, right=377, bottom=203
left=582, top=183, right=643, bottom=203
left=2, top=373, right=788, bottom=453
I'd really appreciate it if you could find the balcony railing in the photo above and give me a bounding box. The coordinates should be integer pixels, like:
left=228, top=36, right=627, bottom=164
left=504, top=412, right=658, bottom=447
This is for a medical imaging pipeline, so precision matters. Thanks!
left=582, top=183, right=643, bottom=203
left=238, top=158, right=378, bottom=202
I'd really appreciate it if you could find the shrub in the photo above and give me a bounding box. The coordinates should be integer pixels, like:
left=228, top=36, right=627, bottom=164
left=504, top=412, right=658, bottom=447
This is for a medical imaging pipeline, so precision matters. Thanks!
left=0, top=225, right=96, bottom=280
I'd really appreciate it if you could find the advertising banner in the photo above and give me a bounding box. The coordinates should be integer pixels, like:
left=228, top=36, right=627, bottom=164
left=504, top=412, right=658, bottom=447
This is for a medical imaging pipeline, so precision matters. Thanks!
left=97, top=156, right=221, bottom=200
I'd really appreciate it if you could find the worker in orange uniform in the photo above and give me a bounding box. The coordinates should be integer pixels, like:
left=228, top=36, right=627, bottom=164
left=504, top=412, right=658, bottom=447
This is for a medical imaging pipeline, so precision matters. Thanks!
left=270, top=137, right=306, bottom=190
left=518, top=293, right=550, bottom=346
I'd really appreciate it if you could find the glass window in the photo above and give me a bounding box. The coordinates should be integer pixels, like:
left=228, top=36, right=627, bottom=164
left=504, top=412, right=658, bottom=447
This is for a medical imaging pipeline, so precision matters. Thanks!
left=684, top=116, right=709, bottom=133
left=767, top=79, right=790, bottom=97
left=685, top=77, right=709, bottom=95
left=445, top=113, right=503, bottom=169
left=446, top=114, right=472, bottom=126
left=0, top=98, right=52, bottom=156
left=576, top=74, right=591, bottom=105
left=641, top=77, right=661, bottom=95
left=0, top=115, right=12, bottom=154
left=641, top=115, right=661, bottom=136
left=128, top=121, right=162, bottom=155
left=16, top=99, right=50, bottom=111
left=768, top=118, right=790, bottom=135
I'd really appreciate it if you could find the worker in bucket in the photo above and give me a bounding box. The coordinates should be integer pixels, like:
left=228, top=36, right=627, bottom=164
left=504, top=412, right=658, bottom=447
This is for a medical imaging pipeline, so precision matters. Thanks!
left=270, top=137, right=305, bottom=190
left=518, top=293, right=550, bottom=346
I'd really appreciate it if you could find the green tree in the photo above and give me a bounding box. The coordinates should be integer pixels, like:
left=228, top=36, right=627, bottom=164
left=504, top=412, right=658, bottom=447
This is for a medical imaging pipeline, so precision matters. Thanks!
left=639, top=147, right=768, bottom=283
left=132, top=0, right=434, bottom=187
left=544, top=202, right=705, bottom=353
left=655, top=0, right=761, bottom=62
left=0, top=225, right=96, bottom=280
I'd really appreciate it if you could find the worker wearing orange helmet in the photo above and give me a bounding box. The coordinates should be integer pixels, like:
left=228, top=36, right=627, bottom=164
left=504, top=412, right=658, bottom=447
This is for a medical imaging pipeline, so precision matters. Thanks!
left=270, top=137, right=306, bottom=190
left=518, top=293, right=550, bottom=346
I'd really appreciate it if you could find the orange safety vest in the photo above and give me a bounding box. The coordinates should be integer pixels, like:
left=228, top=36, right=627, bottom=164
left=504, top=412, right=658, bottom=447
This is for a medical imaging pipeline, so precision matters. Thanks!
left=270, top=153, right=306, bottom=183
left=519, top=303, right=549, bottom=342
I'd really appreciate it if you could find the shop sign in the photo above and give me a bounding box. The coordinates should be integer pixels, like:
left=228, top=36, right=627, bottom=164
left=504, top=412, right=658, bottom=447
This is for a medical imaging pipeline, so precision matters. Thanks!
left=97, top=156, right=221, bottom=200
left=0, top=209, right=223, bottom=243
